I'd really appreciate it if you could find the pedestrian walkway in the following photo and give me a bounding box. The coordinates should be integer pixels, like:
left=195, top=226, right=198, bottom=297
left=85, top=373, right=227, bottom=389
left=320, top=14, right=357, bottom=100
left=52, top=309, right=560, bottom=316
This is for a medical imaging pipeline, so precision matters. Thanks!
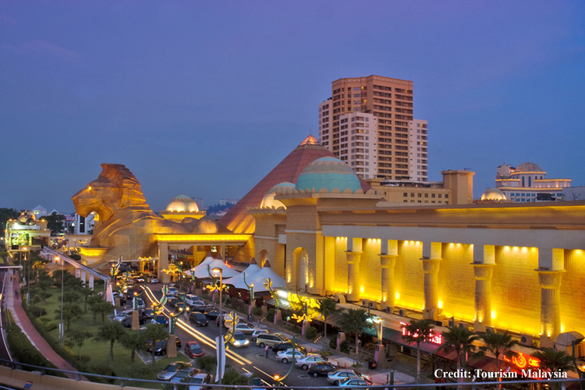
left=6, top=271, right=84, bottom=380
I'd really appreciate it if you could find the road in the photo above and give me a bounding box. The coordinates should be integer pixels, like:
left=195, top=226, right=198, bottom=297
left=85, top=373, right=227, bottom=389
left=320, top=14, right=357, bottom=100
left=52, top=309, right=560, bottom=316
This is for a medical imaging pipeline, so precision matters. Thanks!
left=0, top=271, right=12, bottom=365
left=139, top=284, right=334, bottom=387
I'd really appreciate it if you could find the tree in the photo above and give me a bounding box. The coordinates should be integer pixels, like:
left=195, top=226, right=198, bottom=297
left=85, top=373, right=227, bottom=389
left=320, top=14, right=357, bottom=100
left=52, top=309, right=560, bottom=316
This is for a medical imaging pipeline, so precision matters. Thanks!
left=44, top=211, right=65, bottom=235
left=32, top=260, right=46, bottom=281
left=477, top=330, right=519, bottom=374
left=68, top=330, right=92, bottom=360
left=78, top=286, right=95, bottom=313
left=120, top=331, right=146, bottom=363
left=401, top=319, right=435, bottom=383
left=532, top=348, right=575, bottom=389
left=316, top=298, right=339, bottom=340
left=95, top=321, right=125, bottom=361
left=62, top=291, right=81, bottom=304
left=54, top=303, right=83, bottom=331
left=338, top=308, right=371, bottom=365
left=438, top=326, right=480, bottom=389
left=91, top=300, right=114, bottom=323
left=143, top=323, right=169, bottom=366
left=0, top=208, right=19, bottom=232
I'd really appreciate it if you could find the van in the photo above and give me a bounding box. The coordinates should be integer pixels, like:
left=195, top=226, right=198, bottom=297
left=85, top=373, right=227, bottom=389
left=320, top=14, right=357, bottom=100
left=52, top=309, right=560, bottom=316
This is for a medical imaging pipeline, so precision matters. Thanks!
left=255, top=333, right=289, bottom=348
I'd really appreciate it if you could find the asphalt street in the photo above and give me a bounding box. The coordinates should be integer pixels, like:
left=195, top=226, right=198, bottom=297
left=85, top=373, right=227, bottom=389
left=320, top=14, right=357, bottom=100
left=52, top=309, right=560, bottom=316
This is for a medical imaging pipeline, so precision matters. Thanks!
left=138, top=284, right=335, bottom=387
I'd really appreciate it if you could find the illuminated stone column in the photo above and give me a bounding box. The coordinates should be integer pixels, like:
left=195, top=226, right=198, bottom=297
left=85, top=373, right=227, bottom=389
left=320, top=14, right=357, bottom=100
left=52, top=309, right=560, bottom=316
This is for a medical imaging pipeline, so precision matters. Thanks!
left=380, top=239, right=398, bottom=310
left=473, top=264, right=494, bottom=331
left=537, top=248, right=565, bottom=348
left=159, top=242, right=170, bottom=284
left=88, top=274, right=94, bottom=290
left=75, top=268, right=81, bottom=279
left=472, top=244, right=495, bottom=332
left=81, top=270, right=86, bottom=284
left=346, top=238, right=363, bottom=302
left=421, top=242, right=442, bottom=320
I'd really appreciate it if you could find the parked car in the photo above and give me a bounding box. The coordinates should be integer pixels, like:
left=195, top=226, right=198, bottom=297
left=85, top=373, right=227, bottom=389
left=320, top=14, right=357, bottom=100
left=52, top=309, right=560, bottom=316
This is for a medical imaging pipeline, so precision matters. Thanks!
left=338, top=377, right=373, bottom=388
left=146, top=336, right=182, bottom=355
left=185, top=373, right=212, bottom=390
left=272, top=341, right=307, bottom=354
left=295, top=354, right=338, bottom=370
left=169, top=297, right=181, bottom=308
left=256, top=333, right=289, bottom=348
left=185, top=341, right=204, bottom=358
left=328, top=370, right=372, bottom=385
left=250, top=329, right=270, bottom=342
left=170, top=367, right=199, bottom=384
left=190, top=304, right=207, bottom=313
left=205, top=309, right=220, bottom=320
left=157, top=362, right=191, bottom=381
left=226, top=331, right=249, bottom=348
left=113, top=310, right=133, bottom=322
left=308, top=362, right=337, bottom=377
left=167, top=287, right=179, bottom=296
left=276, top=348, right=306, bottom=364
left=175, top=302, right=187, bottom=312
left=144, top=308, right=155, bottom=319
left=122, top=313, right=148, bottom=327
left=152, top=315, right=169, bottom=326
left=112, top=292, right=127, bottom=305
left=232, top=323, right=257, bottom=335
left=134, top=297, right=145, bottom=310
left=148, top=276, right=159, bottom=283
left=185, top=294, right=200, bottom=306
left=135, top=276, right=145, bottom=283
left=189, top=312, right=209, bottom=327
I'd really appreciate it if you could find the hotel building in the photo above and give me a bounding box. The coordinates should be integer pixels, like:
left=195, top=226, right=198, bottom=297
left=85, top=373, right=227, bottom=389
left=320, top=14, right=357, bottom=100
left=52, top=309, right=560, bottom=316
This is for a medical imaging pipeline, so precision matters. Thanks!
left=318, top=75, right=428, bottom=181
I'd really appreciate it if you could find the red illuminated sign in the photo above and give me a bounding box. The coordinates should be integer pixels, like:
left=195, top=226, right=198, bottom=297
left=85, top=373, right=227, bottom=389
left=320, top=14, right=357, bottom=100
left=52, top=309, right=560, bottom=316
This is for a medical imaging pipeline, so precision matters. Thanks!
left=400, top=322, right=442, bottom=345
left=503, top=352, right=540, bottom=369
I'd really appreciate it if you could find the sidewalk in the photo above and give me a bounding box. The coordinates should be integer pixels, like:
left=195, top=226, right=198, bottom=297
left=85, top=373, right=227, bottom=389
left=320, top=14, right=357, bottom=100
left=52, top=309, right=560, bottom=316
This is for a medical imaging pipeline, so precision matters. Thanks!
left=6, top=271, right=84, bottom=380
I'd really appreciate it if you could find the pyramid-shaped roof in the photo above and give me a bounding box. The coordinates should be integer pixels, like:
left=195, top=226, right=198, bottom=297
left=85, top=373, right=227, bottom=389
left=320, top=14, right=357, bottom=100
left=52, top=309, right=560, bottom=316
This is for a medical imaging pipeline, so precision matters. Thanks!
left=220, top=135, right=372, bottom=234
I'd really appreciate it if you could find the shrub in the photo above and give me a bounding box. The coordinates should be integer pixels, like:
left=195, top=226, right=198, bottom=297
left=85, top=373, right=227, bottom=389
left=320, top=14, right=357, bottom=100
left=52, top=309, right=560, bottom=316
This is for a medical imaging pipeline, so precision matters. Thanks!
left=30, top=307, right=47, bottom=317
left=92, top=365, right=116, bottom=383
left=69, top=253, right=81, bottom=261
left=340, top=340, right=350, bottom=354
left=45, top=323, right=58, bottom=332
left=252, top=306, right=263, bottom=316
left=305, top=326, right=318, bottom=341
left=80, top=354, right=91, bottom=363
left=329, top=336, right=337, bottom=349
left=267, top=308, right=276, bottom=322
left=197, top=355, right=217, bottom=373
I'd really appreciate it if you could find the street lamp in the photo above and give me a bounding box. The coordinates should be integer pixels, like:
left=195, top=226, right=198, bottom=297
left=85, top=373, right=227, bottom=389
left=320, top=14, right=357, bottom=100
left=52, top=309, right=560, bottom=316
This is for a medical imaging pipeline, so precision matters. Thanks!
left=57, top=255, right=64, bottom=347
left=212, top=267, right=223, bottom=390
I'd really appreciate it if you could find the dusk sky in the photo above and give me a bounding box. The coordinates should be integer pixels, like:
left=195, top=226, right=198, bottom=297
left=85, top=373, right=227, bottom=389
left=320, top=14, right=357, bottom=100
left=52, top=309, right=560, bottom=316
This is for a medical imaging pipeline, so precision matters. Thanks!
left=1, top=1, right=584, bottom=213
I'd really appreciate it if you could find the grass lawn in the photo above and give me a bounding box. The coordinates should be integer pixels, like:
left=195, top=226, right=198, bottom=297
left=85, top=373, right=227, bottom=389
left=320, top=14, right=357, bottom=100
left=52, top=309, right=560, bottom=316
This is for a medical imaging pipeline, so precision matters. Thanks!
left=30, top=286, right=188, bottom=382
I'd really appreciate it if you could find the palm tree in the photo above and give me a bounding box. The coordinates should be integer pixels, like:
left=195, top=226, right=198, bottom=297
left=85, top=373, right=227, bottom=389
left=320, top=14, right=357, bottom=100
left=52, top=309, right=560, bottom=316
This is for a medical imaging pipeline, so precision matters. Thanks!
left=477, top=330, right=519, bottom=374
left=120, top=331, right=146, bottom=363
left=54, top=303, right=83, bottom=331
left=401, top=319, right=435, bottom=383
left=95, top=321, right=125, bottom=360
left=438, top=326, right=480, bottom=388
left=338, top=308, right=371, bottom=365
left=143, top=323, right=169, bottom=366
left=316, top=298, right=339, bottom=340
left=92, top=300, right=114, bottom=323
left=68, top=330, right=92, bottom=360
left=532, top=348, right=575, bottom=389
left=77, top=286, right=95, bottom=313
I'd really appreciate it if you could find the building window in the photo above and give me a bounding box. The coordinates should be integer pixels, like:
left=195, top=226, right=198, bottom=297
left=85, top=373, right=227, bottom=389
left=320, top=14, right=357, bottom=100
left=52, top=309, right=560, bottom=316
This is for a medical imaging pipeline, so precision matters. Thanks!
left=418, top=193, right=422, bottom=197
left=411, top=193, right=415, bottom=197
left=432, top=194, right=435, bottom=198
left=445, top=194, right=449, bottom=199
left=403, top=193, right=408, bottom=197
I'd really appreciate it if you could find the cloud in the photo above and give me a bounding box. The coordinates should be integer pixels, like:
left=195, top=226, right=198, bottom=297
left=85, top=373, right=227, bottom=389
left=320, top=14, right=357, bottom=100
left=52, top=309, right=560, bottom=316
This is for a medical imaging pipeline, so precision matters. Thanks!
left=0, top=13, right=16, bottom=25
left=13, top=39, right=81, bottom=62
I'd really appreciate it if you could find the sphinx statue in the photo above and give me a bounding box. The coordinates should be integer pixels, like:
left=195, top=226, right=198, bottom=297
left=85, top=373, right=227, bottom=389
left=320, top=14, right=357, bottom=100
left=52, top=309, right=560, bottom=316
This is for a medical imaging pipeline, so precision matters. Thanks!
left=72, top=164, right=203, bottom=268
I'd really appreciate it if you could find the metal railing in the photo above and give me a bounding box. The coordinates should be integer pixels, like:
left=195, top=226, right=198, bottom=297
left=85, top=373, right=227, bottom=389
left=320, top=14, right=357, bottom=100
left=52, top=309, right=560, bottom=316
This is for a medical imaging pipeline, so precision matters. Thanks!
left=0, top=356, right=583, bottom=390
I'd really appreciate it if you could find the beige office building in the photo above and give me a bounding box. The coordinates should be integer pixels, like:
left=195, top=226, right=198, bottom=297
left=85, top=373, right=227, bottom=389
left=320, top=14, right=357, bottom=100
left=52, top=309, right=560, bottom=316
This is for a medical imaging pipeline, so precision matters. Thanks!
left=319, top=75, right=427, bottom=181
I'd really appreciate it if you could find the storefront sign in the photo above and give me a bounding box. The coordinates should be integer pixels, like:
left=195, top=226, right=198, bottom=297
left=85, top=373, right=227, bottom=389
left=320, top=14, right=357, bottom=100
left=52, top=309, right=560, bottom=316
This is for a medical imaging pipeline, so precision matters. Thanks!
left=503, top=352, right=540, bottom=369
left=400, top=321, right=442, bottom=345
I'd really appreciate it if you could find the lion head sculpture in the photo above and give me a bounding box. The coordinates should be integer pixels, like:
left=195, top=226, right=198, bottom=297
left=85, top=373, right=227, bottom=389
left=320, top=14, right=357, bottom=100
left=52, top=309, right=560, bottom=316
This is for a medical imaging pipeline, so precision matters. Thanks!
left=72, top=164, right=194, bottom=268
left=72, top=163, right=152, bottom=223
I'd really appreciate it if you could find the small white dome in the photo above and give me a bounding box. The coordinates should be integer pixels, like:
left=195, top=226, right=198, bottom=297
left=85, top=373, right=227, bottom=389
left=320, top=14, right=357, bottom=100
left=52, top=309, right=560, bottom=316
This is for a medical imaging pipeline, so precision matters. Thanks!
left=481, top=188, right=507, bottom=201
left=166, top=195, right=199, bottom=212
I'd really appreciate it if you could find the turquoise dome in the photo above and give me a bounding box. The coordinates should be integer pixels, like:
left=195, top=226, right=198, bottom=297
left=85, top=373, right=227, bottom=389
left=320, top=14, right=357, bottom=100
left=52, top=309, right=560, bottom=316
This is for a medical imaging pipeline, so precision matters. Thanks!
left=295, top=157, right=361, bottom=193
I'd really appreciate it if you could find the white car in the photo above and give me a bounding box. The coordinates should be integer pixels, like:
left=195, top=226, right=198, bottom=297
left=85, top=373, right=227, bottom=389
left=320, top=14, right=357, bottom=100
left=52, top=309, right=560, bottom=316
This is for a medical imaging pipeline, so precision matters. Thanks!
left=185, top=294, right=201, bottom=306
left=134, top=298, right=145, bottom=310
left=186, top=373, right=212, bottom=390
left=276, top=348, right=306, bottom=364
left=327, top=369, right=372, bottom=385
left=232, top=323, right=258, bottom=335
left=167, top=287, right=178, bottom=297
left=295, top=354, right=339, bottom=370
left=250, top=329, right=269, bottom=342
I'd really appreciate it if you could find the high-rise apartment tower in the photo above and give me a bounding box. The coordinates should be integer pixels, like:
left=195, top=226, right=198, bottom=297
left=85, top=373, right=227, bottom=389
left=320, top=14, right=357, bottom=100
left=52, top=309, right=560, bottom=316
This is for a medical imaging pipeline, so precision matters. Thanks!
left=319, top=75, right=428, bottom=181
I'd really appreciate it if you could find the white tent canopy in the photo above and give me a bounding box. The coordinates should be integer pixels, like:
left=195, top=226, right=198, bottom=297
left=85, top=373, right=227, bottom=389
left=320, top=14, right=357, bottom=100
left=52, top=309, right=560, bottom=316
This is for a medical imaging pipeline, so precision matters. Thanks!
left=223, top=258, right=261, bottom=289
left=229, top=260, right=286, bottom=293
left=186, top=255, right=240, bottom=279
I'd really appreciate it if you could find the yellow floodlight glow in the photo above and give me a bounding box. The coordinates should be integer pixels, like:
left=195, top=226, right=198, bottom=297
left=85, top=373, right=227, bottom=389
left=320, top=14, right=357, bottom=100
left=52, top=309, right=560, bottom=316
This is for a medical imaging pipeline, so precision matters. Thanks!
left=395, top=292, right=400, bottom=300
left=491, top=310, right=496, bottom=319
left=438, top=300, right=443, bottom=309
